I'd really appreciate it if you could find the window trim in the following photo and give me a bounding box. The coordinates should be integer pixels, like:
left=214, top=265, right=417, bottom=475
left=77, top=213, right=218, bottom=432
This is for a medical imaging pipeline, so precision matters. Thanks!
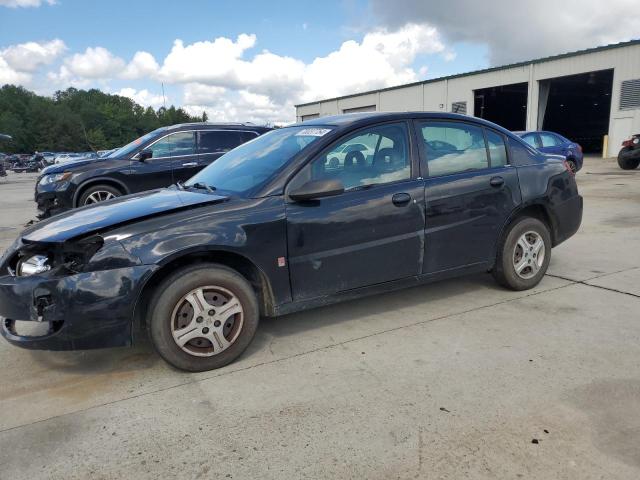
left=416, top=118, right=500, bottom=179
left=285, top=120, right=416, bottom=198
left=483, top=128, right=510, bottom=169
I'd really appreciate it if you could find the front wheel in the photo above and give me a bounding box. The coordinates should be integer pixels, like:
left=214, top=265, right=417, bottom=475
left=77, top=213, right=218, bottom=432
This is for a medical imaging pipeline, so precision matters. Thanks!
left=492, top=217, right=551, bottom=291
left=147, top=263, right=259, bottom=372
left=78, top=184, right=122, bottom=206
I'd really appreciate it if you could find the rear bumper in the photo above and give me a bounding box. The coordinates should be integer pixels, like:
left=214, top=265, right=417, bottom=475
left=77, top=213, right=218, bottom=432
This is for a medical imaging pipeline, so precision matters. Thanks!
left=0, top=265, right=156, bottom=350
left=553, top=194, right=583, bottom=246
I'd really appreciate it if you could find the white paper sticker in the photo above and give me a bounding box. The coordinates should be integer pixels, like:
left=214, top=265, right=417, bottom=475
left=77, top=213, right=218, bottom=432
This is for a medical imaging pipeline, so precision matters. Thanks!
left=295, top=128, right=331, bottom=137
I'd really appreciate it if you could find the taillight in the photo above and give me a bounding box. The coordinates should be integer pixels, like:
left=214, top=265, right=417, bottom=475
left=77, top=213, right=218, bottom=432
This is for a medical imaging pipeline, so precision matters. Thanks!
left=563, top=159, right=575, bottom=176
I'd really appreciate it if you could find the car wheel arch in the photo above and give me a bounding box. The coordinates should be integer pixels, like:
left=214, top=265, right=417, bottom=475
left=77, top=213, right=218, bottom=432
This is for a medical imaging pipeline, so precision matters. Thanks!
left=131, top=249, right=276, bottom=343
left=73, top=178, right=129, bottom=207
left=490, top=203, right=556, bottom=267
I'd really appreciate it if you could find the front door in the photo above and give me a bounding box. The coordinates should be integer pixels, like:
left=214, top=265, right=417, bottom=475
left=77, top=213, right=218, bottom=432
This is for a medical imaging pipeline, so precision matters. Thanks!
left=417, top=120, right=522, bottom=273
left=286, top=121, right=425, bottom=301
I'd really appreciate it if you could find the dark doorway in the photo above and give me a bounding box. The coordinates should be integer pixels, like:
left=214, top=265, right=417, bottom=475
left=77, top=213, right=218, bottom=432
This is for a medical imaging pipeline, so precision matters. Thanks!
left=474, top=82, right=528, bottom=130
left=538, top=69, right=613, bottom=153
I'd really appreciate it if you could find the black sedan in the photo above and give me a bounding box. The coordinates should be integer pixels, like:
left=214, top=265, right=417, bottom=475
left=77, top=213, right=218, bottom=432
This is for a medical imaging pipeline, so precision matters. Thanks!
left=0, top=112, right=583, bottom=371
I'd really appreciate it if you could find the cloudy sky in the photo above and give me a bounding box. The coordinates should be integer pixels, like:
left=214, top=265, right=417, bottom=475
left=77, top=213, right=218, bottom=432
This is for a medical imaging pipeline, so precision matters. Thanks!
left=0, top=0, right=638, bottom=124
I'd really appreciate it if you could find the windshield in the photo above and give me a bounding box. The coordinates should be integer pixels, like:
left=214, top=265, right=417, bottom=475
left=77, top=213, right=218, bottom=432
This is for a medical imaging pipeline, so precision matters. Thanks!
left=185, top=126, right=333, bottom=195
left=107, top=128, right=165, bottom=158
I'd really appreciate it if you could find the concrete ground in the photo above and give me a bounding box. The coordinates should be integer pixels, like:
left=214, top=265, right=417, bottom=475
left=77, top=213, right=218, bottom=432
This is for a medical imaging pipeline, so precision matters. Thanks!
left=0, top=157, right=639, bottom=479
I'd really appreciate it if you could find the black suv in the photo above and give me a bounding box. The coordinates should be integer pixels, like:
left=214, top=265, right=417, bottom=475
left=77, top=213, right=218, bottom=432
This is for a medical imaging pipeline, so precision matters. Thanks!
left=35, top=123, right=270, bottom=217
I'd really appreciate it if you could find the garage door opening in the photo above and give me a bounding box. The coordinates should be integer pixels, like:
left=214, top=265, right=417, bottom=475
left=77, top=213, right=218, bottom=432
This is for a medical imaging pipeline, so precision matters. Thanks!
left=474, top=82, right=528, bottom=131
left=538, top=69, right=613, bottom=153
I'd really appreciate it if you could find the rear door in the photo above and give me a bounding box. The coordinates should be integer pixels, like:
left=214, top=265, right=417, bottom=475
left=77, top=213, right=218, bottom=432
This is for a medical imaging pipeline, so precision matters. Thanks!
left=418, top=120, right=521, bottom=274
left=129, top=131, right=196, bottom=192
left=196, top=130, right=259, bottom=173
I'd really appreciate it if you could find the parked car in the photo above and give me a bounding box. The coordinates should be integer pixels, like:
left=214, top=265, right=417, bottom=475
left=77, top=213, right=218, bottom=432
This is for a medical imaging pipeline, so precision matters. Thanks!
left=515, top=131, right=583, bottom=173
left=35, top=122, right=270, bottom=218
left=0, top=112, right=582, bottom=371
left=54, top=153, right=85, bottom=165
left=97, top=148, right=117, bottom=158
left=617, top=133, right=640, bottom=170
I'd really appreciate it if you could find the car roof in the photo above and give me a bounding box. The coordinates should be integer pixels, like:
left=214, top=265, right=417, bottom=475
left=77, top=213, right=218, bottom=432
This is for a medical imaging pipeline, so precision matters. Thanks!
left=165, top=122, right=271, bottom=132
left=293, top=111, right=515, bottom=135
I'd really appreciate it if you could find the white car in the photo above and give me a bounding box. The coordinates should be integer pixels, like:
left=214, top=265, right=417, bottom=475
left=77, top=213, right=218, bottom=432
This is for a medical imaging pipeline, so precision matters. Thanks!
left=326, top=143, right=375, bottom=168
left=54, top=153, right=83, bottom=165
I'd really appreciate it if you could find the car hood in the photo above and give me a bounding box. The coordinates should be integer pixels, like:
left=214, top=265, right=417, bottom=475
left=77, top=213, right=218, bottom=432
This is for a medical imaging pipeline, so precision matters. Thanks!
left=22, top=188, right=228, bottom=243
left=42, top=157, right=107, bottom=174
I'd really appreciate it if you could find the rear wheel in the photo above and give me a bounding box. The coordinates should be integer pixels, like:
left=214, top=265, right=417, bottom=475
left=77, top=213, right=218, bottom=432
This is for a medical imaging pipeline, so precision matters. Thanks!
left=147, top=263, right=259, bottom=372
left=618, top=150, right=640, bottom=170
left=492, top=217, right=551, bottom=291
left=78, top=184, right=121, bottom=206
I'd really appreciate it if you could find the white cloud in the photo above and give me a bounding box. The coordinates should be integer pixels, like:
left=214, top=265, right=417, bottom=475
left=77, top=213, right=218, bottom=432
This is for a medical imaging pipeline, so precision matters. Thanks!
left=117, top=87, right=166, bottom=108
left=64, top=46, right=125, bottom=79
left=121, top=51, right=159, bottom=80
left=302, top=23, right=445, bottom=102
left=0, top=56, right=31, bottom=85
left=1, top=39, right=66, bottom=72
left=0, top=0, right=55, bottom=7
left=370, top=0, right=640, bottom=65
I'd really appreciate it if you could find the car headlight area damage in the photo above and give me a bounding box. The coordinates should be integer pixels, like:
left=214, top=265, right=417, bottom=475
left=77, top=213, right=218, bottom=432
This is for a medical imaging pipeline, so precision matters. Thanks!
left=0, top=235, right=156, bottom=350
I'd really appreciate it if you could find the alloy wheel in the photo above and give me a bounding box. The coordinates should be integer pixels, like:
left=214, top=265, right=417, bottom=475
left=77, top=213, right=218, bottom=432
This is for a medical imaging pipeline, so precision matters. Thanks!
left=170, top=286, right=244, bottom=357
left=84, top=190, right=117, bottom=205
left=512, top=230, right=545, bottom=280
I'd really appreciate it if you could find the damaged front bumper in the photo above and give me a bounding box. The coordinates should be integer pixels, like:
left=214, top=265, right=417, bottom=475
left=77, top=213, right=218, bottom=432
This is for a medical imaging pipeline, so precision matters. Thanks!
left=0, top=264, right=157, bottom=351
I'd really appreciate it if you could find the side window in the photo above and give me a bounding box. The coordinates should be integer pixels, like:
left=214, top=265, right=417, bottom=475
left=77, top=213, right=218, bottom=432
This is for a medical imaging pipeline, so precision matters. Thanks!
left=522, top=134, right=539, bottom=148
left=198, top=131, right=244, bottom=154
left=293, top=122, right=411, bottom=191
left=420, top=121, right=489, bottom=177
left=238, top=131, right=259, bottom=143
left=485, top=129, right=508, bottom=167
left=540, top=132, right=561, bottom=147
left=149, top=132, right=195, bottom=158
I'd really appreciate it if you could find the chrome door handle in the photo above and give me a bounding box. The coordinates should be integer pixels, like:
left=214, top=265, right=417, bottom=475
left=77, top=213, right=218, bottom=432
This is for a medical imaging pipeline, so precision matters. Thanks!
left=182, top=162, right=198, bottom=167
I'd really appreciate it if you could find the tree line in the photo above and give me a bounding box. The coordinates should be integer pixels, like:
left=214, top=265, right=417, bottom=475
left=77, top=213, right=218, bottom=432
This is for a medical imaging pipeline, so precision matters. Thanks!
left=0, top=85, right=205, bottom=154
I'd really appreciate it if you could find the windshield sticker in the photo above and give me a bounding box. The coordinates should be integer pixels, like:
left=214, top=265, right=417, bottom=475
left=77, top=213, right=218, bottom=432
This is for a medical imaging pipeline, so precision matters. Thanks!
left=295, top=128, right=331, bottom=137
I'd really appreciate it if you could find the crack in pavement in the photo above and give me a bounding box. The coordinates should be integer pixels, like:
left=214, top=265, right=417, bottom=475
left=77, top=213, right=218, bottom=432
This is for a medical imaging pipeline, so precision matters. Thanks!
left=546, top=266, right=640, bottom=299
left=0, top=272, right=633, bottom=435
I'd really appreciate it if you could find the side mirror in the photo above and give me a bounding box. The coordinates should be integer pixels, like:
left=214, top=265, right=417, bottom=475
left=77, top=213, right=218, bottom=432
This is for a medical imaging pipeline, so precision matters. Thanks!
left=138, top=149, right=153, bottom=161
left=289, top=178, right=344, bottom=202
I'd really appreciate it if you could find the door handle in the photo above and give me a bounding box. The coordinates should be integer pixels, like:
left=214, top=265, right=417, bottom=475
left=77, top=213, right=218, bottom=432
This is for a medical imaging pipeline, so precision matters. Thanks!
left=182, top=162, right=198, bottom=167
left=489, top=176, right=504, bottom=187
left=392, top=192, right=411, bottom=206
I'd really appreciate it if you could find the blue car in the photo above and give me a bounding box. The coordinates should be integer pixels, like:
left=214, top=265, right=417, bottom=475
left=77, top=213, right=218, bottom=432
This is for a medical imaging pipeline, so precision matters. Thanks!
left=515, top=131, right=583, bottom=173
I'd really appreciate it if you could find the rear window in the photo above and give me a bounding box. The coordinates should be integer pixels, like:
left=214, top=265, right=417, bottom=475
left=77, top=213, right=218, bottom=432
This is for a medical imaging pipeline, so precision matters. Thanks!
left=198, top=130, right=255, bottom=154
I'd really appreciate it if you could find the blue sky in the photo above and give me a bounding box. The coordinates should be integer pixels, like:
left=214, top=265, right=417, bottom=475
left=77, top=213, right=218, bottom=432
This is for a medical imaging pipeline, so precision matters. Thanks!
left=0, top=0, right=635, bottom=123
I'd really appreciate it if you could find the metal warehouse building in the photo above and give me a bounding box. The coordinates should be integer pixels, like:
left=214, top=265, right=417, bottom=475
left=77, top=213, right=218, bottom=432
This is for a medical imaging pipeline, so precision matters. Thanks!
left=295, top=40, right=640, bottom=157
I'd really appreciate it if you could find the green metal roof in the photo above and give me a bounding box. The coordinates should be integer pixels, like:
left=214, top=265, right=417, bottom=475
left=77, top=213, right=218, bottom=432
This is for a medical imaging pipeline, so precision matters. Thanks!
left=295, top=38, right=640, bottom=108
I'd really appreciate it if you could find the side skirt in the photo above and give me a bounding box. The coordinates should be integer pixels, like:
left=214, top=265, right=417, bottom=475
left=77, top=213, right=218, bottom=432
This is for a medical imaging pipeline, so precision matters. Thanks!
left=272, top=262, right=489, bottom=317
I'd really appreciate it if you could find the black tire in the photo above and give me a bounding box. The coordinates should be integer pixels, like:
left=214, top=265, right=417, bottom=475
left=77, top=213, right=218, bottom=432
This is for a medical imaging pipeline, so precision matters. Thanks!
left=78, top=184, right=122, bottom=206
left=617, top=151, right=640, bottom=170
left=492, top=217, right=551, bottom=291
left=147, top=263, right=259, bottom=372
